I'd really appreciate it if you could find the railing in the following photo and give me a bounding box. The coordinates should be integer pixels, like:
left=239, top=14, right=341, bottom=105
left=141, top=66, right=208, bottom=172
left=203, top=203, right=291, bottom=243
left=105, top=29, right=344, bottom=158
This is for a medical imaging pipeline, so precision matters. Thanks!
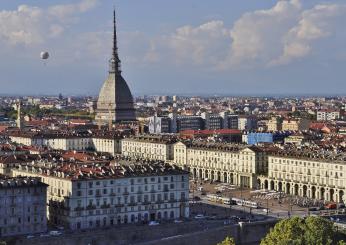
left=86, top=205, right=96, bottom=210
left=74, top=207, right=84, bottom=211
left=101, top=204, right=111, bottom=209
left=123, top=191, right=129, bottom=195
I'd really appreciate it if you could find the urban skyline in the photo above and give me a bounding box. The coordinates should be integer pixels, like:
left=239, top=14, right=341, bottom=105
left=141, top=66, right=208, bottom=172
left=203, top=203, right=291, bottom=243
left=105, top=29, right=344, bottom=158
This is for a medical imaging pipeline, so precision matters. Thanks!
left=0, top=0, right=346, bottom=95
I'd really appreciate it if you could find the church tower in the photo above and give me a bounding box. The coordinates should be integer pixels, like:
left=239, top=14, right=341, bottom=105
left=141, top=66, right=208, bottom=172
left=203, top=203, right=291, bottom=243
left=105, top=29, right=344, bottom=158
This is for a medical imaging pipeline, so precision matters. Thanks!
left=95, top=10, right=136, bottom=124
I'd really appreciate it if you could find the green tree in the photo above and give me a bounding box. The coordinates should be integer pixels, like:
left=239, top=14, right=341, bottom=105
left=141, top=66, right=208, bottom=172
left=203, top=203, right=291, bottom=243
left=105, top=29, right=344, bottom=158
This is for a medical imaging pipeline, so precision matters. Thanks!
left=261, top=216, right=336, bottom=245
left=217, top=236, right=236, bottom=245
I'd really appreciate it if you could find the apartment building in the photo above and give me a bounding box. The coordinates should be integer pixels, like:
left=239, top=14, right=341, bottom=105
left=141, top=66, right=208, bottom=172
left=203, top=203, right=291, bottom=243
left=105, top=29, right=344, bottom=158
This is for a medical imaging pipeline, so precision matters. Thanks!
left=121, top=135, right=177, bottom=161
left=0, top=175, right=47, bottom=237
left=266, top=117, right=282, bottom=131
left=174, top=141, right=268, bottom=188
left=281, top=118, right=310, bottom=131
left=8, top=131, right=122, bottom=156
left=257, top=149, right=346, bottom=203
left=317, top=110, right=340, bottom=121
left=12, top=161, right=189, bottom=230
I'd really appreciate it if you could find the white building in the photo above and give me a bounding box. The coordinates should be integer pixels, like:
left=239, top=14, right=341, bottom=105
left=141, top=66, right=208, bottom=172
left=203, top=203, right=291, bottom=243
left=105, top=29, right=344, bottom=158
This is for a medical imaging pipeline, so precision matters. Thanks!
left=316, top=110, right=340, bottom=121
left=8, top=131, right=122, bottom=156
left=173, top=141, right=268, bottom=188
left=257, top=149, right=346, bottom=203
left=121, top=136, right=177, bottom=161
left=12, top=161, right=189, bottom=230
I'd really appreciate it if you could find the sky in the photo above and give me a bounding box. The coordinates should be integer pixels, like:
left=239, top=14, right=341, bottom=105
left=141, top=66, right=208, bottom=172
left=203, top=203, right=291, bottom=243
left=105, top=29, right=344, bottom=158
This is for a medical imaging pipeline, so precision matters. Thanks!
left=0, top=0, right=345, bottom=96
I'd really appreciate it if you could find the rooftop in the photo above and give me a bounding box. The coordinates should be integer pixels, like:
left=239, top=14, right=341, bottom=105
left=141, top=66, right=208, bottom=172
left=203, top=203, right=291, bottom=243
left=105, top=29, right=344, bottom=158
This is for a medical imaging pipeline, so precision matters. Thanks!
left=0, top=175, right=47, bottom=189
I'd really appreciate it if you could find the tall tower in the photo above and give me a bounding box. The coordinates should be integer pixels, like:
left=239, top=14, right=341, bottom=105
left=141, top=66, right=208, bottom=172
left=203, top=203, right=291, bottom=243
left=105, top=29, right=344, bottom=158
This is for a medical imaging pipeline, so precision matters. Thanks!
left=95, top=9, right=136, bottom=125
left=16, top=101, right=23, bottom=129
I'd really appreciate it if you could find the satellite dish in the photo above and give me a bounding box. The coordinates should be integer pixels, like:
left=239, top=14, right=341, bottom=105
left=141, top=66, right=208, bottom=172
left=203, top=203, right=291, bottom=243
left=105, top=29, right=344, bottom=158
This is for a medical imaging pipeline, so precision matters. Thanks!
left=40, top=51, right=49, bottom=60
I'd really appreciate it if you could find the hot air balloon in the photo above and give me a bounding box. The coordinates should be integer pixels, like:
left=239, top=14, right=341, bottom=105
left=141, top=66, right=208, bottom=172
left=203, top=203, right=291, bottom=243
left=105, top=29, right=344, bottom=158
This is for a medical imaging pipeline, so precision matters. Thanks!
left=40, top=51, right=49, bottom=60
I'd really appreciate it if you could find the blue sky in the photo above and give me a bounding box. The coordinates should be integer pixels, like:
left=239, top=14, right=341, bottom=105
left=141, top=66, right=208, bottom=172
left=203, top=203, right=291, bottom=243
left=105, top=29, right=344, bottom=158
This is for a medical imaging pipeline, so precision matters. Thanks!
left=0, top=0, right=345, bottom=96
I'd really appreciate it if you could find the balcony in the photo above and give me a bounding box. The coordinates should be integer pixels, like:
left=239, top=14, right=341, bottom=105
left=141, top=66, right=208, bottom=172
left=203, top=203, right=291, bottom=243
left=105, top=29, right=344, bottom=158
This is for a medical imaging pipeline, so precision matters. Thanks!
left=142, top=201, right=150, bottom=205
left=86, top=205, right=96, bottom=210
left=150, top=190, right=156, bottom=193
left=95, top=193, right=101, bottom=197
left=101, top=204, right=111, bottom=209
left=156, top=200, right=163, bottom=204
left=109, top=192, right=116, bottom=196
left=74, top=207, right=84, bottom=211
left=128, top=202, right=137, bottom=207
left=123, top=191, right=129, bottom=196
left=169, top=199, right=177, bottom=203
left=115, top=204, right=124, bottom=208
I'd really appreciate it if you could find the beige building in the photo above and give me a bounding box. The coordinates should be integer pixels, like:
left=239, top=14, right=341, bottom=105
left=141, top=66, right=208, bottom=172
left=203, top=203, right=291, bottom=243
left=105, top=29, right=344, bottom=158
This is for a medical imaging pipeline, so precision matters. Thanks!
left=281, top=118, right=310, bottom=131
left=12, top=161, right=189, bottom=230
left=0, top=175, right=47, bottom=237
left=121, top=136, right=177, bottom=161
left=266, top=117, right=281, bottom=131
left=173, top=141, right=268, bottom=188
left=257, top=151, right=346, bottom=203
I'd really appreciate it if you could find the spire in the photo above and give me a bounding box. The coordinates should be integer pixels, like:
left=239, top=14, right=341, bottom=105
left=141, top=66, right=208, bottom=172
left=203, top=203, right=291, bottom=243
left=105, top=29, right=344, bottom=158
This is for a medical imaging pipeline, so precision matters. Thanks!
left=109, top=8, right=121, bottom=74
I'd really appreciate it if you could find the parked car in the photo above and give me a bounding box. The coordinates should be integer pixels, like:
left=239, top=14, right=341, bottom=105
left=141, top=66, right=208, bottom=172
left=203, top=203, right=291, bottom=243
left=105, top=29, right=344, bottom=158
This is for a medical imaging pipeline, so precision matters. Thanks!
left=174, top=219, right=183, bottom=223
left=325, top=203, right=337, bottom=210
left=148, top=221, right=160, bottom=226
left=49, top=230, right=62, bottom=236
left=193, top=196, right=201, bottom=201
left=26, top=235, right=35, bottom=239
left=194, top=214, right=205, bottom=219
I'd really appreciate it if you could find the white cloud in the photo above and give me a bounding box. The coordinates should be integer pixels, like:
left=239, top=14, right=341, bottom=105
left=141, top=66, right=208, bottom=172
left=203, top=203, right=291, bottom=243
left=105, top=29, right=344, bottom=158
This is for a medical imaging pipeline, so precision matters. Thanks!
left=169, top=20, right=230, bottom=65
left=220, top=0, right=302, bottom=68
left=48, top=0, right=98, bottom=20
left=271, top=3, right=346, bottom=65
left=134, top=0, right=346, bottom=70
left=0, top=0, right=99, bottom=46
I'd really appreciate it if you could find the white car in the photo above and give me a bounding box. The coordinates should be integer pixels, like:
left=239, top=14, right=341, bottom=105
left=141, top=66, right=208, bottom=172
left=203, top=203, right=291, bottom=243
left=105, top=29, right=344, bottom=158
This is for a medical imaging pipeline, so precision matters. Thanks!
left=194, top=214, right=205, bottom=219
left=49, top=230, right=62, bottom=236
left=26, top=235, right=35, bottom=239
left=174, top=219, right=183, bottom=223
left=148, top=221, right=160, bottom=226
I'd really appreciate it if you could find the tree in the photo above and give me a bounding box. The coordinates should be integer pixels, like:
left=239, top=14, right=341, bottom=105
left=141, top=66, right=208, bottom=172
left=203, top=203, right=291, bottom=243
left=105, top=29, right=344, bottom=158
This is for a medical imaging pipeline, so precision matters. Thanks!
left=261, top=216, right=337, bottom=245
left=217, top=236, right=236, bottom=245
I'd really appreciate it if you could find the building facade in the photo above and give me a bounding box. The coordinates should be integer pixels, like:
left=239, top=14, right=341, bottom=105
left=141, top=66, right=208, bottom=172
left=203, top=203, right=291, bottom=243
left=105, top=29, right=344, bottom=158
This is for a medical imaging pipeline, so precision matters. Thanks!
left=12, top=162, right=189, bottom=230
left=317, top=110, right=340, bottom=121
left=0, top=176, right=47, bottom=237
left=121, top=136, right=176, bottom=161
left=257, top=152, right=346, bottom=203
left=173, top=141, right=268, bottom=188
